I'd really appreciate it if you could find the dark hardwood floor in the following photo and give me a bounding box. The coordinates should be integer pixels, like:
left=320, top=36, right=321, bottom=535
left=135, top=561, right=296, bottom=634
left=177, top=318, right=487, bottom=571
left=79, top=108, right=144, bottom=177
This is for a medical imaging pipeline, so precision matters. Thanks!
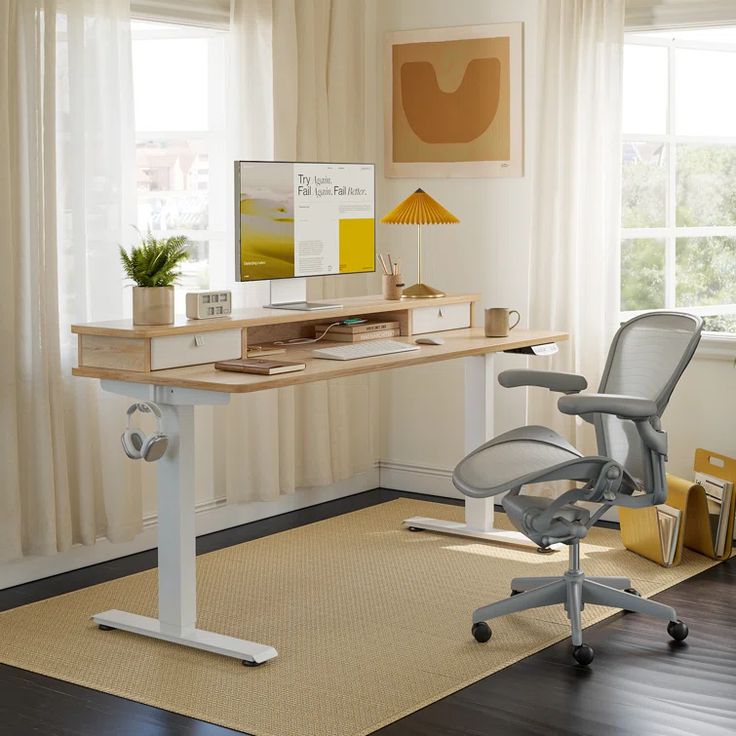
left=1, top=489, right=734, bottom=736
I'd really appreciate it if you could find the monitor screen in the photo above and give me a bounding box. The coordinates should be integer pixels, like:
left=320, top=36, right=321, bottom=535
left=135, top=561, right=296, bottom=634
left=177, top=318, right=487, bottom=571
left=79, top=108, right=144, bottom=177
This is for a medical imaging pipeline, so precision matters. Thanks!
left=235, top=161, right=375, bottom=282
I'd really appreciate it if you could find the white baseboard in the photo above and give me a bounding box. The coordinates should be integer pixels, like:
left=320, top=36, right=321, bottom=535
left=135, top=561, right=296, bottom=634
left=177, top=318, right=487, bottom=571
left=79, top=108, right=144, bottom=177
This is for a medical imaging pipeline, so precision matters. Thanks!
left=0, top=469, right=379, bottom=590
left=378, top=460, right=463, bottom=499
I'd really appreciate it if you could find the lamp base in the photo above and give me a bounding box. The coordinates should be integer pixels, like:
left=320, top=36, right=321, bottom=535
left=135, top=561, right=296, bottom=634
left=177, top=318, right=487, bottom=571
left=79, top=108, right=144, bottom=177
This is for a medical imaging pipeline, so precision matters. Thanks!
left=402, top=282, right=445, bottom=299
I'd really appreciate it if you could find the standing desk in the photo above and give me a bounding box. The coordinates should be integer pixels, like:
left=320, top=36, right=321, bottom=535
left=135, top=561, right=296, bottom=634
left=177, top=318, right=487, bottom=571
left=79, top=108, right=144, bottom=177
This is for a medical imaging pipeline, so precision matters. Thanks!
left=72, top=294, right=567, bottom=665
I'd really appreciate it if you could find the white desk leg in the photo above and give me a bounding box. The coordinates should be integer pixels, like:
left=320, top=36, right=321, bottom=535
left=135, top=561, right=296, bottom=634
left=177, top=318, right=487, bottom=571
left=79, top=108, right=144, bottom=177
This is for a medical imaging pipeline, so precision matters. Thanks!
left=92, top=382, right=278, bottom=666
left=403, top=354, right=546, bottom=551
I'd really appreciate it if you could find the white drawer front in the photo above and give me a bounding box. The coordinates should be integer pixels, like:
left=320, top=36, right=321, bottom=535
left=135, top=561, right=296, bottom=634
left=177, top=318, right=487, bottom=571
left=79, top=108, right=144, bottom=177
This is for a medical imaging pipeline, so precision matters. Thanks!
left=150, top=329, right=242, bottom=370
left=412, top=302, right=471, bottom=334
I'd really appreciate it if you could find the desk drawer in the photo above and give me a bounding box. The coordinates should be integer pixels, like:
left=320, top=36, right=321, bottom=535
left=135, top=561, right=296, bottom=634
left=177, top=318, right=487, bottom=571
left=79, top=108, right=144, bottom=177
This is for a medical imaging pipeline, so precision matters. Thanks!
left=412, top=302, right=471, bottom=334
left=150, top=328, right=242, bottom=370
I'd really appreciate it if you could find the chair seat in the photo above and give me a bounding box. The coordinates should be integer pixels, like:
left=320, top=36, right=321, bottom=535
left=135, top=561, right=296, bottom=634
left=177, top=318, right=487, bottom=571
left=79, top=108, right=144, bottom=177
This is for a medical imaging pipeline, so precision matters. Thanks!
left=503, top=494, right=590, bottom=543
left=453, top=425, right=584, bottom=498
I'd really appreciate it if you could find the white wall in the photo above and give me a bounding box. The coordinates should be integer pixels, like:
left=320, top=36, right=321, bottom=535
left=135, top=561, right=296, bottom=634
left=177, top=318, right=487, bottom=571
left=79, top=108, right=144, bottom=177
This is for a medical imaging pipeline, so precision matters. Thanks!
left=375, top=0, right=736, bottom=494
left=376, top=0, right=541, bottom=494
left=664, top=356, right=736, bottom=478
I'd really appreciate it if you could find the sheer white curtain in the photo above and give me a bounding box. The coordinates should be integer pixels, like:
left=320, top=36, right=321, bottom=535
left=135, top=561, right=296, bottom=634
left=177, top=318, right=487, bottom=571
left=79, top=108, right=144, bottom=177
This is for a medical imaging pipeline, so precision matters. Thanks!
left=0, top=0, right=376, bottom=561
left=221, top=0, right=377, bottom=502
left=0, top=0, right=144, bottom=562
left=527, top=0, right=625, bottom=458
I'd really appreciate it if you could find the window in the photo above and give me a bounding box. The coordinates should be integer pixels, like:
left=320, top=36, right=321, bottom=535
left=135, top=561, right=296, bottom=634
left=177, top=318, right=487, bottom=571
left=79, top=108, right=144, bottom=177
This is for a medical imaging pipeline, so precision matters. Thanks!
left=621, top=27, right=736, bottom=335
left=132, top=21, right=228, bottom=309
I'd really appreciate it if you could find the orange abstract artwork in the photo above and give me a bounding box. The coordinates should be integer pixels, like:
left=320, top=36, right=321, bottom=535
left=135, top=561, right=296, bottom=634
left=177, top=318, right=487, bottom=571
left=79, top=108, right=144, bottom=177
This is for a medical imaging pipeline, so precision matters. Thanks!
left=385, top=24, right=523, bottom=178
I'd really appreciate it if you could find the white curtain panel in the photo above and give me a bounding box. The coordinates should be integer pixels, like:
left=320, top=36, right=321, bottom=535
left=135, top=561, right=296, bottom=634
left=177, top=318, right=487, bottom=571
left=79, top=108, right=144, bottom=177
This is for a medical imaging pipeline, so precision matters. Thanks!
left=218, top=0, right=378, bottom=502
left=55, top=0, right=144, bottom=546
left=0, top=0, right=147, bottom=562
left=527, top=0, right=625, bottom=458
left=0, top=0, right=65, bottom=560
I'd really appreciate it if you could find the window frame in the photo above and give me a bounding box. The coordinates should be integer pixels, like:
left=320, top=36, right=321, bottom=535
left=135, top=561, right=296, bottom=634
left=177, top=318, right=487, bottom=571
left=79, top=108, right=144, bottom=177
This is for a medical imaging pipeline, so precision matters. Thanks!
left=621, top=31, right=736, bottom=345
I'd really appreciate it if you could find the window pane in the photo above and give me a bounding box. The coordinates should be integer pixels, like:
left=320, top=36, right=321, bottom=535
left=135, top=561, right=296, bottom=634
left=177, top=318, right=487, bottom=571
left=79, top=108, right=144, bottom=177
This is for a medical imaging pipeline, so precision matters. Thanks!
left=621, top=238, right=666, bottom=311
left=137, top=139, right=210, bottom=231
left=622, top=142, right=667, bottom=227
left=676, top=237, right=736, bottom=307
left=180, top=240, right=212, bottom=291
left=703, top=315, right=736, bottom=333
left=623, top=45, right=668, bottom=135
left=675, top=48, right=736, bottom=136
left=133, top=35, right=208, bottom=130
left=676, top=144, right=736, bottom=226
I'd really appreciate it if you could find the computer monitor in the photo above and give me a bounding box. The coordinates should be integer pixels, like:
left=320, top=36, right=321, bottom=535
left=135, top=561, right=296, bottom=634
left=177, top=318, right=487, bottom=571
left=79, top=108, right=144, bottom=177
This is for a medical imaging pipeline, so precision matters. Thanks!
left=235, top=161, right=375, bottom=309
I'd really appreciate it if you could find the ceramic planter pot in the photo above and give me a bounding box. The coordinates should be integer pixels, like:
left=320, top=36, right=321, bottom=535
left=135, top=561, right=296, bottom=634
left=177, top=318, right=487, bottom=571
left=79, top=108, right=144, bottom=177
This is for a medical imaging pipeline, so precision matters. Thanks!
left=132, top=286, right=174, bottom=325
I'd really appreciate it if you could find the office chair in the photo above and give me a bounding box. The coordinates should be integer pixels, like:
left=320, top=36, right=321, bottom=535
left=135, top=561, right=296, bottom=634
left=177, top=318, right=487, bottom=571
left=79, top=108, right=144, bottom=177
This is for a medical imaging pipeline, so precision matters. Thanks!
left=452, top=312, right=703, bottom=665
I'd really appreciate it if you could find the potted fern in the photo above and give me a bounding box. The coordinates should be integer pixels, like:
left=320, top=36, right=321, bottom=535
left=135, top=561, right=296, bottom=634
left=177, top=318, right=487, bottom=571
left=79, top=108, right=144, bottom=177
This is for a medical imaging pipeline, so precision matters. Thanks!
left=120, top=232, right=189, bottom=325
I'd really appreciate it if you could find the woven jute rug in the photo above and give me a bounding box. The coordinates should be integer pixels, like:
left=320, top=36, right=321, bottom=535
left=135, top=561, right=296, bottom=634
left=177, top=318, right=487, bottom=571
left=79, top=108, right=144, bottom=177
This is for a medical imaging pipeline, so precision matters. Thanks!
left=0, top=499, right=719, bottom=736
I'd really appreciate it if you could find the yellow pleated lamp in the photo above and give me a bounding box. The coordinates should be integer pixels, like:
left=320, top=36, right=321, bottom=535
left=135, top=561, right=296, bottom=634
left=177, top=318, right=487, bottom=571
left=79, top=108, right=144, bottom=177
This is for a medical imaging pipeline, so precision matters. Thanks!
left=380, top=188, right=460, bottom=298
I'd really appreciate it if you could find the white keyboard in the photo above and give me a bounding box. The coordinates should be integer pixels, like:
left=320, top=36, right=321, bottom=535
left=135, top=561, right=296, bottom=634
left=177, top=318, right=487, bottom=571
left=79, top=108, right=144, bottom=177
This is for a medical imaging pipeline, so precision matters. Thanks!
left=312, top=339, right=421, bottom=361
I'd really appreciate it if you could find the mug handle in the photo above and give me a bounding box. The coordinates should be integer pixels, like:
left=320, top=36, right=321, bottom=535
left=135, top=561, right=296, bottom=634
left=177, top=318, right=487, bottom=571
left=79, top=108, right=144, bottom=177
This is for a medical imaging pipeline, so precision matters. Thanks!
left=509, top=310, right=521, bottom=331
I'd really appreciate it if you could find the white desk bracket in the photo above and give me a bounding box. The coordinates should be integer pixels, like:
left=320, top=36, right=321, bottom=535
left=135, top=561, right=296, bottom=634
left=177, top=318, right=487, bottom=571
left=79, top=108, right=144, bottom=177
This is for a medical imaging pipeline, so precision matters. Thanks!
left=94, top=380, right=278, bottom=666
left=403, top=354, right=560, bottom=552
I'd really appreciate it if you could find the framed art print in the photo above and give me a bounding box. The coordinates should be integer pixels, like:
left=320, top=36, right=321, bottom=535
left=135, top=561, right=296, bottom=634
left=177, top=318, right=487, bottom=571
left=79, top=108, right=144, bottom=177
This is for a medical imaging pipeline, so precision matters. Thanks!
left=385, top=23, right=523, bottom=178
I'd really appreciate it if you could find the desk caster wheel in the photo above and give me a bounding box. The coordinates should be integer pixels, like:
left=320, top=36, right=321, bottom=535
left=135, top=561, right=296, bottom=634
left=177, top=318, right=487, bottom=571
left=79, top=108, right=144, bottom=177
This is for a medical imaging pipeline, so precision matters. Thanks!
left=98, top=624, right=115, bottom=631
left=242, top=659, right=264, bottom=667
left=667, top=620, right=689, bottom=642
left=572, top=644, right=594, bottom=665
left=472, top=622, right=492, bottom=643
left=407, top=526, right=424, bottom=532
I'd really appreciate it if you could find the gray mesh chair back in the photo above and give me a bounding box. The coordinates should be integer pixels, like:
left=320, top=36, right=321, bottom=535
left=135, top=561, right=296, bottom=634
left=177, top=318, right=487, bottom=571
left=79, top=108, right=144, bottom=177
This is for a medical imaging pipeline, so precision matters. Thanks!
left=594, top=312, right=702, bottom=498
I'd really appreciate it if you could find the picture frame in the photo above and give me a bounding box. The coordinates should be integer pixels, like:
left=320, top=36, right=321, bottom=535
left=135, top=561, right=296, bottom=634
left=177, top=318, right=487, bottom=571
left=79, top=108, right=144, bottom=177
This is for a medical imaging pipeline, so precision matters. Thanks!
left=384, top=23, right=524, bottom=178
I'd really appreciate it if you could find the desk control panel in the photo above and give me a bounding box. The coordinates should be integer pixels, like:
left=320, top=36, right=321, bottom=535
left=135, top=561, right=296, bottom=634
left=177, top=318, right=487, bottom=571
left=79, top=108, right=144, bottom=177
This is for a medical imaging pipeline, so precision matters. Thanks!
left=505, top=342, right=559, bottom=356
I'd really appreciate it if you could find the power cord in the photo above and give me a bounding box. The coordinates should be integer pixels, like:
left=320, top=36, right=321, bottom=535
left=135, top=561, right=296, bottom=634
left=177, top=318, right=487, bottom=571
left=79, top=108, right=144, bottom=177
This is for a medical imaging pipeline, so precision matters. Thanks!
left=274, top=321, right=343, bottom=345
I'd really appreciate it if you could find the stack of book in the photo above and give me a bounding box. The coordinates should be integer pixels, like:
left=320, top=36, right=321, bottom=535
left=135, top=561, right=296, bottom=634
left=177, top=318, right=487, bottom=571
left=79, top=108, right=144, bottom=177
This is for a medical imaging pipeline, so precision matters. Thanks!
left=696, top=469, right=734, bottom=558
left=315, top=320, right=401, bottom=342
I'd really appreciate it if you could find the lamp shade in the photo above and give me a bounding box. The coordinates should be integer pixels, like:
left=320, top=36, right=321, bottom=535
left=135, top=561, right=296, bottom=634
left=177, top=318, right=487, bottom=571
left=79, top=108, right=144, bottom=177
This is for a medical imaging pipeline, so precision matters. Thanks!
left=380, top=188, right=459, bottom=225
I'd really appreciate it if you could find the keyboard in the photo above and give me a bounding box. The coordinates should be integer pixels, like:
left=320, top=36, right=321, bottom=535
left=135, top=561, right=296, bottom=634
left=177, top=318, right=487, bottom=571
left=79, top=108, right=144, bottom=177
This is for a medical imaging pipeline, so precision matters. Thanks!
left=312, top=339, right=421, bottom=361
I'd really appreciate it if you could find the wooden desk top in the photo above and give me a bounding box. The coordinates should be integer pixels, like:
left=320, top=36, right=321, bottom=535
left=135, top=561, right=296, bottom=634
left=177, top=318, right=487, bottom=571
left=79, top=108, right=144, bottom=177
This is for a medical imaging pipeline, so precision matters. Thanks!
left=72, top=328, right=568, bottom=394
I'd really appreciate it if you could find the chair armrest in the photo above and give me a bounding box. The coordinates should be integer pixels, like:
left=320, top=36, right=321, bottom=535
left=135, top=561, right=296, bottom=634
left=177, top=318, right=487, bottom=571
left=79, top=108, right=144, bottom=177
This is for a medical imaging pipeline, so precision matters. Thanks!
left=498, top=369, right=588, bottom=394
left=557, top=393, right=657, bottom=420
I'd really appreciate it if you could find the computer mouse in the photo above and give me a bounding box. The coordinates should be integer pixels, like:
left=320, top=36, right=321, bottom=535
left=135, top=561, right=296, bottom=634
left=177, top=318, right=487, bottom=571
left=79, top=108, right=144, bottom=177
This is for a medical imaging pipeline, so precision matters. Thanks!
left=415, top=336, right=444, bottom=346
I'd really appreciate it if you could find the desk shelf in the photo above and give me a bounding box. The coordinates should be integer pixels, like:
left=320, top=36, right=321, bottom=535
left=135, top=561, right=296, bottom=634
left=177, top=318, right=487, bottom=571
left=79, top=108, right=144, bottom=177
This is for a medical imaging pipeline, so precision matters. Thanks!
left=74, top=293, right=480, bottom=374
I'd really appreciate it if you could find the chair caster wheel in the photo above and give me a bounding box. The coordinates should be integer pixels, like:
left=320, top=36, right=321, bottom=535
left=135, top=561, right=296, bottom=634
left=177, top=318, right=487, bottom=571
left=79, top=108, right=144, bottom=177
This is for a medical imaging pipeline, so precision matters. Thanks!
left=537, top=546, right=554, bottom=554
left=472, top=622, right=492, bottom=643
left=572, top=644, right=595, bottom=665
left=242, top=659, right=264, bottom=667
left=510, top=590, right=521, bottom=596
left=407, top=526, right=424, bottom=532
left=98, top=624, right=115, bottom=631
left=667, top=620, right=689, bottom=642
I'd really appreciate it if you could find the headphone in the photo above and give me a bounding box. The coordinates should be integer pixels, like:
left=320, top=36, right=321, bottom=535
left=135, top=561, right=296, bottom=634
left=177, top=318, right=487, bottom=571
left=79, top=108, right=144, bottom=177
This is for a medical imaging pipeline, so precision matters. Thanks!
left=121, top=402, right=169, bottom=462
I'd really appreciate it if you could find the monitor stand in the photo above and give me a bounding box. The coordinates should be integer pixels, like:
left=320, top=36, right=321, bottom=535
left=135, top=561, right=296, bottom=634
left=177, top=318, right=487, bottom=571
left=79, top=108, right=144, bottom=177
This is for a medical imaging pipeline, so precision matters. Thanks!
left=266, top=277, right=342, bottom=312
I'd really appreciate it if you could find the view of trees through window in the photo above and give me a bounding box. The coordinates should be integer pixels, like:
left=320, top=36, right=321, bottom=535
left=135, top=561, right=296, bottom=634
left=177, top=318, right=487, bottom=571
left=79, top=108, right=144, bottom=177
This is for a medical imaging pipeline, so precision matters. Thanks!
left=621, top=27, right=736, bottom=333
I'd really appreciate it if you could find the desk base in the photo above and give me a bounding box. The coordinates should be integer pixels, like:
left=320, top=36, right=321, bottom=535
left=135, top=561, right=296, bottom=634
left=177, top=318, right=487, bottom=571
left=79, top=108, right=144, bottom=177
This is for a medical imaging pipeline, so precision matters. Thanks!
left=403, top=516, right=562, bottom=552
left=92, top=610, right=278, bottom=665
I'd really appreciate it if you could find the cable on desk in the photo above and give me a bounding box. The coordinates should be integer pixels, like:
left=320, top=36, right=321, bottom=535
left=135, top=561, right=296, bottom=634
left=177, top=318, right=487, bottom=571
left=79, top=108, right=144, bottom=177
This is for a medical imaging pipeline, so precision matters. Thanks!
left=274, top=321, right=343, bottom=345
